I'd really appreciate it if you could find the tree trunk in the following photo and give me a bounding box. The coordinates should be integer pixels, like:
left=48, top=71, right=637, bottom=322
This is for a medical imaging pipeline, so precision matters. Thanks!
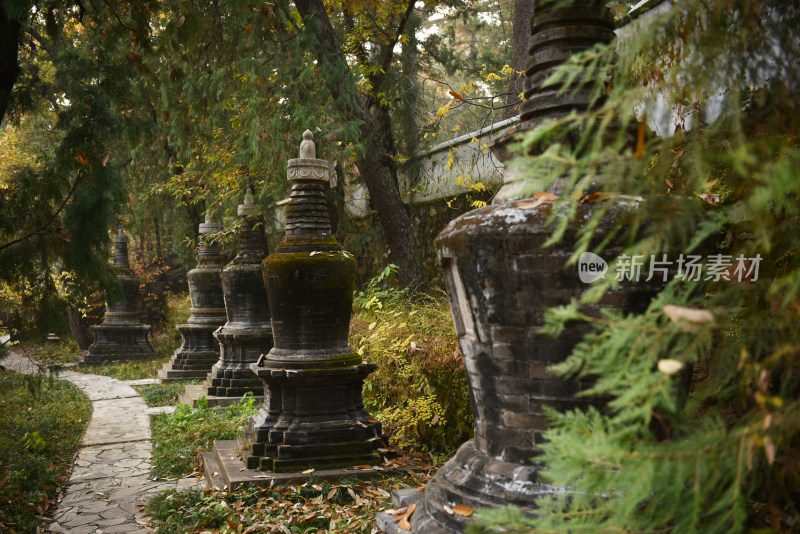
left=0, top=4, right=22, bottom=123
left=153, top=216, right=163, bottom=261
left=505, top=0, right=535, bottom=118
left=294, top=0, right=429, bottom=291
left=68, top=307, right=93, bottom=350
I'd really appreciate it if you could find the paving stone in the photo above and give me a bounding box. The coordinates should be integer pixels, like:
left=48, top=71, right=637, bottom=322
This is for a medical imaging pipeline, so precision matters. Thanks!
left=64, top=514, right=98, bottom=527
left=96, top=517, right=129, bottom=527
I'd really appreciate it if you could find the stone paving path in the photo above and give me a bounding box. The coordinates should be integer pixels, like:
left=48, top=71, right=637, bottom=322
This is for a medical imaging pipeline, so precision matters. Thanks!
left=1, top=350, right=203, bottom=533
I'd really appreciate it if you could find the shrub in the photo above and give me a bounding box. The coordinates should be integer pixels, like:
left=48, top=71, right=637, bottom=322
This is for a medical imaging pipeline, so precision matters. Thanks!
left=353, top=281, right=473, bottom=454
left=150, top=293, right=191, bottom=358
left=0, top=370, right=91, bottom=533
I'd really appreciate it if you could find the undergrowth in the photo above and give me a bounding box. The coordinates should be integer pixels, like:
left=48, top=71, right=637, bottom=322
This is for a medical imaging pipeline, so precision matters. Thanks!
left=135, top=381, right=200, bottom=407
left=146, top=473, right=430, bottom=534
left=0, top=369, right=91, bottom=533
left=150, top=395, right=259, bottom=478
left=150, top=294, right=191, bottom=359
left=77, top=356, right=170, bottom=380
left=352, top=266, right=472, bottom=454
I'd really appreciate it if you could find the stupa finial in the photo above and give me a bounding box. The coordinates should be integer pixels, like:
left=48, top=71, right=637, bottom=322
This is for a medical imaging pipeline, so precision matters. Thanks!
left=238, top=187, right=259, bottom=217
left=300, top=130, right=315, bottom=159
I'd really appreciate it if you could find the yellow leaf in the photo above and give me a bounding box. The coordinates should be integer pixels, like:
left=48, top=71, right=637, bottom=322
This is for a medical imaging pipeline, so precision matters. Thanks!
left=657, top=359, right=684, bottom=375
left=452, top=504, right=473, bottom=517
left=763, top=436, right=776, bottom=465
left=662, top=304, right=713, bottom=324
left=449, top=90, right=464, bottom=101
left=634, top=120, right=646, bottom=158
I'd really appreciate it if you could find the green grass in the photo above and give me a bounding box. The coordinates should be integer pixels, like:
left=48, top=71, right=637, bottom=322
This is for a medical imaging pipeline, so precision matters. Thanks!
left=134, top=382, right=200, bottom=407
left=32, top=340, right=82, bottom=365
left=146, top=472, right=431, bottom=534
left=150, top=396, right=259, bottom=478
left=0, top=369, right=91, bottom=533
left=77, top=355, right=170, bottom=380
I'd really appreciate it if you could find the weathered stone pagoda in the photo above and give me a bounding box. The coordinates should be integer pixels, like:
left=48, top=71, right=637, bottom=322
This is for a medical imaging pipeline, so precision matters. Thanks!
left=159, top=214, right=227, bottom=382
left=202, top=131, right=384, bottom=488
left=83, top=227, right=155, bottom=364
left=180, top=190, right=271, bottom=408
left=377, top=2, right=659, bottom=533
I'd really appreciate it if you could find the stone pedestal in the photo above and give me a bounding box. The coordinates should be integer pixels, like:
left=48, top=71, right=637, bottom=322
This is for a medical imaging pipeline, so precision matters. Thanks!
left=160, top=216, right=227, bottom=381
left=233, top=130, right=383, bottom=473
left=83, top=228, right=155, bottom=364
left=185, top=190, right=271, bottom=407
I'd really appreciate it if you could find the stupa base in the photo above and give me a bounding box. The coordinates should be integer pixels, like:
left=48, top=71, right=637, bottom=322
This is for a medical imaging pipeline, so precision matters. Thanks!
left=178, top=384, right=263, bottom=408
left=378, top=440, right=554, bottom=533
left=82, top=324, right=155, bottom=364
left=203, top=439, right=385, bottom=491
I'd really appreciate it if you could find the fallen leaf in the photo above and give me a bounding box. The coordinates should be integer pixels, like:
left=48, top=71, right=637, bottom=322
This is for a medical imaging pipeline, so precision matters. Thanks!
left=102, top=153, right=110, bottom=167
left=534, top=191, right=558, bottom=201
left=301, top=468, right=315, bottom=474
left=663, top=304, right=713, bottom=324
left=399, top=517, right=411, bottom=530
left=76, top=149, right=89, bottom=166
left=177, top=15, right=185, bottom=26
left=580, top=192, right=601, bottom=204
left=244, top=24, right=253, bottom=35
left=452, top=504, right=473, bottom=517
left=697, top=193, right=720, bottom=204
left=388, top=506, right=408, bottom=519
left=657, top=359, right=684, bottom=375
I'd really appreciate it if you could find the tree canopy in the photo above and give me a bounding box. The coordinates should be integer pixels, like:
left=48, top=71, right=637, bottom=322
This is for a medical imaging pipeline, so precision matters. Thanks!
left=0, top=0, right=519, bottom=337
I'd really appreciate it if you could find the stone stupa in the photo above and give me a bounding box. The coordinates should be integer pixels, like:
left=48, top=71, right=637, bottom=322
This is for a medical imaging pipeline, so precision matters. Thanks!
left=159, top=214, right=227, bottom=381
left=83, top=226, right=155, bottom=364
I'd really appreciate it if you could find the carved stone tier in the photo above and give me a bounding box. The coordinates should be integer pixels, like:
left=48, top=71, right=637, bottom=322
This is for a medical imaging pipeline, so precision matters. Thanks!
left=160, top=215, right=227, bottom=381
left=519, top=0, right=614, bottom=129
left=203, top=190, right=272, bottom=401
left=238, top=130, right=383, bottom=472
left=83, top=228, right=155, bottom=364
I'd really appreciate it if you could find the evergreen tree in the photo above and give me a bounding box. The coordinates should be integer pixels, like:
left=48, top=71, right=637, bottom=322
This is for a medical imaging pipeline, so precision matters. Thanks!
left=472, top=0, right=800, bottom=532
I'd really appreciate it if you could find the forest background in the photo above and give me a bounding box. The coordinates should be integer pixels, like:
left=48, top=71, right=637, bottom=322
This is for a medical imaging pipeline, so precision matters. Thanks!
left=0, top=0, right=540, bottom=344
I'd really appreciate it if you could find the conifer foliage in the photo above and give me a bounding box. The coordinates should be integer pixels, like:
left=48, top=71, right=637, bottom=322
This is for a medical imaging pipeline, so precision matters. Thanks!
left=473, top=0, right=800, bottom=532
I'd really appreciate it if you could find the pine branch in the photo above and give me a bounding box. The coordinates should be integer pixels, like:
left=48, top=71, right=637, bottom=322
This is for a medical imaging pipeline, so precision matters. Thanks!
left=0, top=171, right=82, bottom=252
